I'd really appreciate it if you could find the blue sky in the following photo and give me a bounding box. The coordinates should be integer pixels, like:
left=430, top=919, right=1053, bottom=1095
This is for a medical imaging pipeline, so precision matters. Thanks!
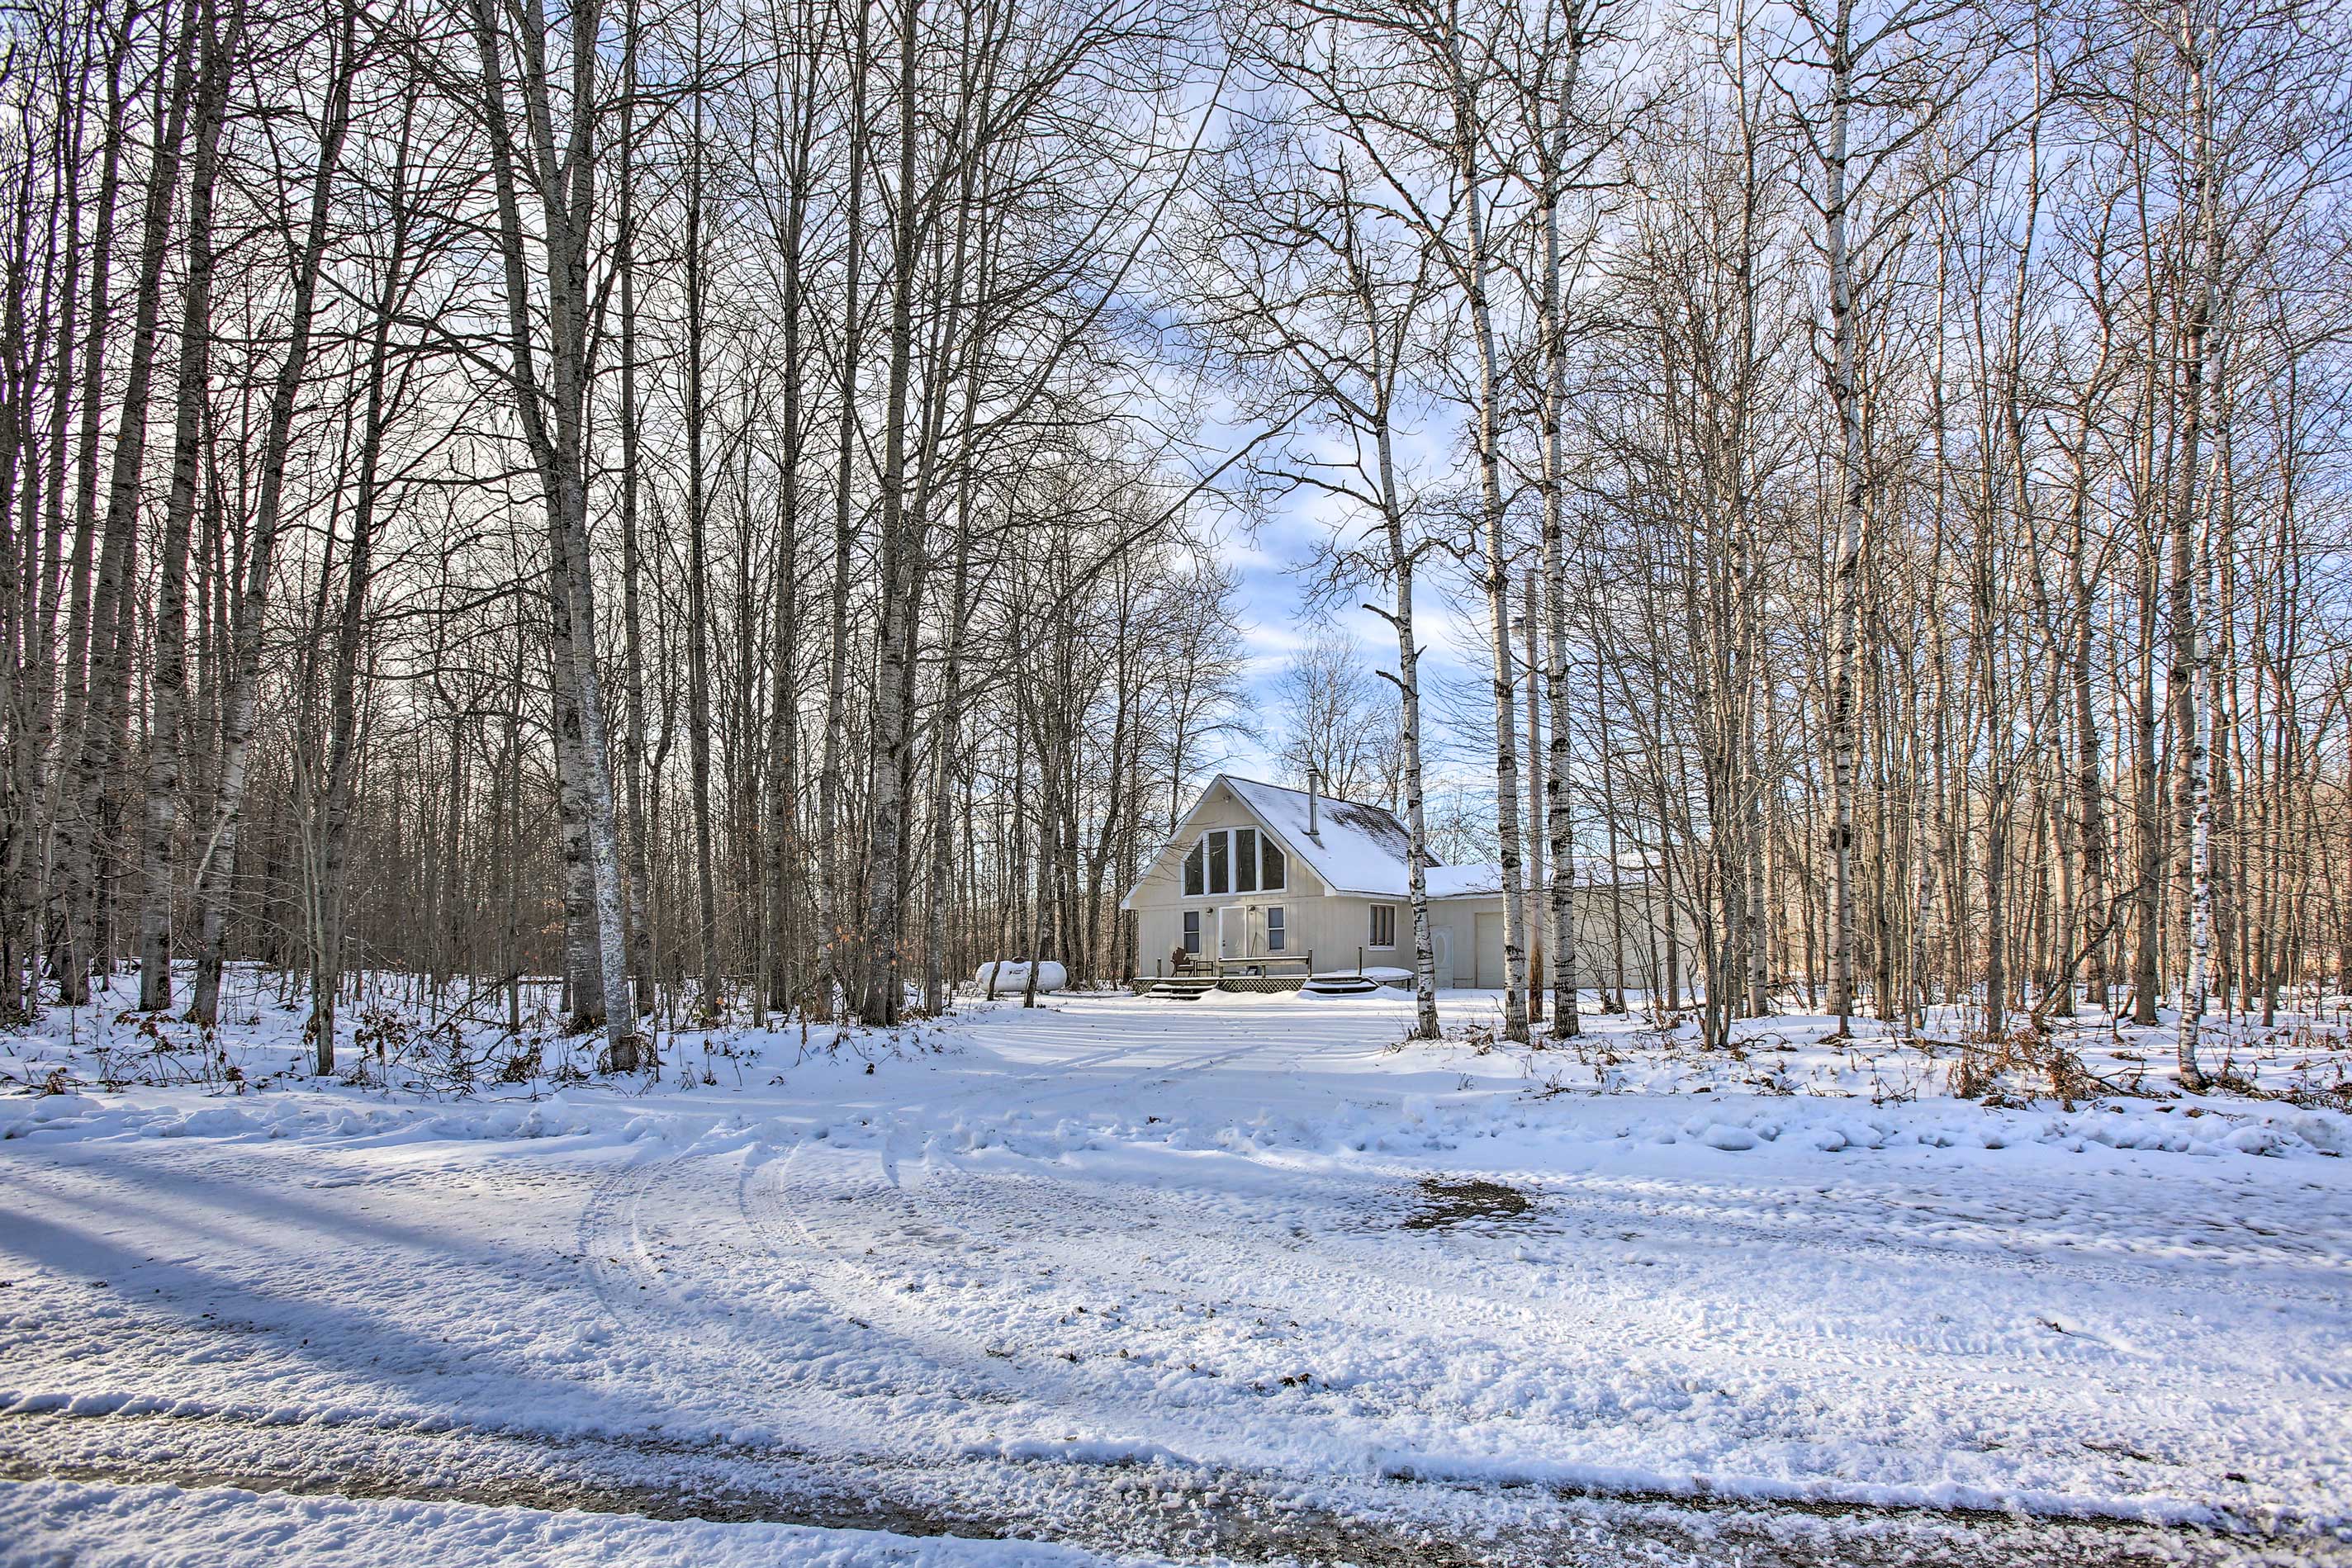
left=1187, top=401, right=1498, bottom=790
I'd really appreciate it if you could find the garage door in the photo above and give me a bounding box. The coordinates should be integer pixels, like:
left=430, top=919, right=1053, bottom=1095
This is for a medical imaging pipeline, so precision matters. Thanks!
left=1474, top=912, right=1504, bottom=988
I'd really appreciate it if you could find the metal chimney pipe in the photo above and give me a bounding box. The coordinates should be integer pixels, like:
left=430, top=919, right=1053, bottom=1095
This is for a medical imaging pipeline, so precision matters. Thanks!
left=1307, top=767, right=1321, bottom=836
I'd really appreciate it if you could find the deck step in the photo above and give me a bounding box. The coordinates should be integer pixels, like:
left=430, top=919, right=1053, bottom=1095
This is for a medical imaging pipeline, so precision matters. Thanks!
left=1298, top=976, right=1385, bottom=997
left=1147, top=978, right=1219, bottom=1000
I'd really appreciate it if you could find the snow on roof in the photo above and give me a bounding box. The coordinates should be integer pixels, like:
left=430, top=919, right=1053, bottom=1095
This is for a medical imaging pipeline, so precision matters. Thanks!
left=1423, top=856, right=1647, bottom=899
left=1221, top=776, right=1425, bottom=897
left=1425, top=864, right=1499, bottom=899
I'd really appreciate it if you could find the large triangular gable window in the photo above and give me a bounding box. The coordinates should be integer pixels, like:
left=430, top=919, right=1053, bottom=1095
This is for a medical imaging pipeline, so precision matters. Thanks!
left=1185, top=826, right=1285, bottom=897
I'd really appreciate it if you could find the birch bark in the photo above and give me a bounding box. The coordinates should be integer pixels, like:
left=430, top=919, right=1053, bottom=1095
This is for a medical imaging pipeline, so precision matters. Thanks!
left=1445, top=21, right=1529, bottom=1043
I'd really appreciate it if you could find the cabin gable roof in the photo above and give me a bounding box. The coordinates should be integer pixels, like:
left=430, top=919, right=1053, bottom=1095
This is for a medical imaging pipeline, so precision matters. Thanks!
left=1121, top=775, right=1430, bottom=908
left=1121, top=775, right=1656, bottom=911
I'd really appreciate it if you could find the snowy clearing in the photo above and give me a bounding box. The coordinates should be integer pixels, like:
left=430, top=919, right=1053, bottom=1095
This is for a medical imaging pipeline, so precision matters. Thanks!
left=4, top=982, right=2350, bottom=1566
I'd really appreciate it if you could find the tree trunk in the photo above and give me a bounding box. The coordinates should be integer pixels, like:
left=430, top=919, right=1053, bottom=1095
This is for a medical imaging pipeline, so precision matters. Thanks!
left=60, top=2, right=199, bottom=1008
left=817, top=0, right=872, bottom=1021
left=44, top=15, right=131, bottom=1011
left=138, top=0, right=239, bottom=1014
left=1539, top=145, right=1580, bottom=1040
left=1448, top=26, right=1528, bottom=1042
left=2173, top=12, right=2222, bottom=1085
left=616, top=0, right=658, bottom=1020
left=683, top=40, right=721, bottom=1021
left=856, top=0, right=922, bottom=1027
left=191, top=0, right=356, bottom=1026
left=468, top=0, right=635, bottom=1065
left=1821, top=0, right=1862, bottom=1035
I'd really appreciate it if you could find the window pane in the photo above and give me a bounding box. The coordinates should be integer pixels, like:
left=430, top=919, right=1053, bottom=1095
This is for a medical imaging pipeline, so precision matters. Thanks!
left=1267, top=907, right=1285, bottom=952
left=1183, top=912, right=1200, bottom=954
left=1183, top=841, right=1203, bottom=897
left=1235, top=828, right=1258, bottom=893
left=1261, top=839, right=1284, bottom=891
left=1370, top=904, right=1395, bottom=947
left=1207, top=831, right=1229, bottom=894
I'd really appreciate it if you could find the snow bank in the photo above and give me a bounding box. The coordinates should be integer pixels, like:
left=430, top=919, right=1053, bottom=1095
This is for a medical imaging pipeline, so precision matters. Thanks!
left=0, top=1090, right=617, bottom=1149
left=927, top=1078, right=2350, bottom=1170
left=972, top=960, right=1065, bottom=994
left=7, top=1066, right=2333, bottom=1169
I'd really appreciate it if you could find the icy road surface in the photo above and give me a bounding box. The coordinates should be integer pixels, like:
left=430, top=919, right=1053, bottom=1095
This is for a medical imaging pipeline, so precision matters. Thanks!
left=4, top=990, right=2350, bottom=1565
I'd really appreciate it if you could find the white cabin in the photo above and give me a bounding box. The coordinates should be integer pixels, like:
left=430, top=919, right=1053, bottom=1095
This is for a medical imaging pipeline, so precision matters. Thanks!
left=1121, top=775, right=1673, bottom=992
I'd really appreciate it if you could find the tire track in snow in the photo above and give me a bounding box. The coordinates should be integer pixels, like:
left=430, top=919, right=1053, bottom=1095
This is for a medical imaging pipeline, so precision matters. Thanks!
left=573, top=1130, right=1129, bottom=1434
left=563, top=999, right=1317, bottom=1439
left=1516, top=1172, right=2351, bottom=1304
left=870, top=1148, right=2345, bottom=1513
left=7, top=1403, right=2302, bottom=1568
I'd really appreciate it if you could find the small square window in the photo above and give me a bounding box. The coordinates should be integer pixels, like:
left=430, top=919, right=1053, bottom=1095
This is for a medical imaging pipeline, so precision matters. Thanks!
left=1368, top=903, right=1396, bottom=949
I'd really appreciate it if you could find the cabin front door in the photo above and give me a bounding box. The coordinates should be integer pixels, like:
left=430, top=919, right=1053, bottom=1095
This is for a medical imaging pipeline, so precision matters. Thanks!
left=1216, top=905, right=1245, bottom=961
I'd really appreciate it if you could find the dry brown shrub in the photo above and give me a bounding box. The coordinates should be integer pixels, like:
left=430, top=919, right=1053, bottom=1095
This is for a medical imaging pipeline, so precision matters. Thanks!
left=1949, top=1026, right=2101, bottom=1108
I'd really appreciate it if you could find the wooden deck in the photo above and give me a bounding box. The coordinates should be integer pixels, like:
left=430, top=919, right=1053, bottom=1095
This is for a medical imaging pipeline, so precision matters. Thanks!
left=1142, top=953, right=1314, bottom=995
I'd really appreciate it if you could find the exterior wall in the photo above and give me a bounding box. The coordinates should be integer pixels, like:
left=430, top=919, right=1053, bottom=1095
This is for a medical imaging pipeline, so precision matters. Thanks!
left=1292, top=891, right=1674, bottom=992
left=1301, top=894, right=1477, bottom=986
left=1456, top=888, right=1683, bottom=993
left=1134, top=893, right=1364, bottom=980
left=1474, top=911, right=1506, bottom=988
left=1134, top=886, right=1452, bottom=983
left=1278, top=893, right=1393, bottom=975
left=1131, top=779, right=1341, bottom=980
left=1422, top=901, right=1476, bottom=988
left=1135, top=887, right=1685, bottom=990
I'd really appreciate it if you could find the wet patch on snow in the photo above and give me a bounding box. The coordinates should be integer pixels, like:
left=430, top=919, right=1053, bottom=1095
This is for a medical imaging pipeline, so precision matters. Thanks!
left=1400, top=1177, right=1535, bottom=1231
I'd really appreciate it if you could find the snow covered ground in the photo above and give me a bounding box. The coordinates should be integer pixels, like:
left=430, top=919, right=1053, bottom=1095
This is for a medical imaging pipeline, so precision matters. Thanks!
left=4, top=978, right=2350, bottom=1566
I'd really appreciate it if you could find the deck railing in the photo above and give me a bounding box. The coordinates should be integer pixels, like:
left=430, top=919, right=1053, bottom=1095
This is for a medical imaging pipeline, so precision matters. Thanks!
left=1154, top=950, right=1317, bottom=980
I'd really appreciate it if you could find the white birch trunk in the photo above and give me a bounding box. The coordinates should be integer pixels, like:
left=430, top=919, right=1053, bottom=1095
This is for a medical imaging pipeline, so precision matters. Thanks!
left=1449, top=29, right=1529, bottom=1043
left=1539, top=113, right=1580, bottom=1041
left=1820, top=0, right=1863, bottom=1035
